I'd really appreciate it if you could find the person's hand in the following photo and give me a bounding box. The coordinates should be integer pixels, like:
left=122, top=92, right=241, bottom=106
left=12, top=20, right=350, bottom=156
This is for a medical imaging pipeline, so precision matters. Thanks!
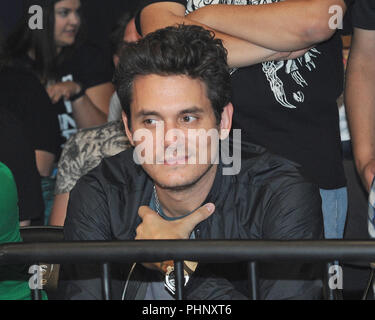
left=136, top=203, right=215, bottom=240
left=46, top=81, right=81, bottom=103
left=136, top=203, right=215, bottom=273
left=360, top=159, right=375, bottom=192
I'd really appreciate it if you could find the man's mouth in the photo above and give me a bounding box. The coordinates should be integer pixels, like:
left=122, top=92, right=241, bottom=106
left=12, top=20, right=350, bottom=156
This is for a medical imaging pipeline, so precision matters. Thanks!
left=164, top=156, right=189, bottom=165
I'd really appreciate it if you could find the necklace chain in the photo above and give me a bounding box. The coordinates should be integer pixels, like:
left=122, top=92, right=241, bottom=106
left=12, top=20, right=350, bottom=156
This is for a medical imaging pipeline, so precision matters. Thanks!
left=153, top=185, right=202, bottom=218
left=153, top=185, right=162, bottom=215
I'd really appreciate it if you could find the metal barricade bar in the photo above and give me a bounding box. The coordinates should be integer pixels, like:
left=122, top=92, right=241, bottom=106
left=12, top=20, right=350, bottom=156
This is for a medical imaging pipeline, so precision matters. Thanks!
left=1, top=240, right=375, bottom=300
left=102, top=263, right=112, bottom=300
left=248, top=261, right=259, bottom=300
left=31, top=289, right=42, bottom=301
left=2, top=240, right=375, bottom=265
left=174, top=260, right=184, bottom=300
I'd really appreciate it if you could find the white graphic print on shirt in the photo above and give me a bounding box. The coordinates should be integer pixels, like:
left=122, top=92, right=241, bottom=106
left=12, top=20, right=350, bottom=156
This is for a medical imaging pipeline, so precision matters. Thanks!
left=59, top=74, right=78, bottom=144
left=185, top=0, right=321, bottom=109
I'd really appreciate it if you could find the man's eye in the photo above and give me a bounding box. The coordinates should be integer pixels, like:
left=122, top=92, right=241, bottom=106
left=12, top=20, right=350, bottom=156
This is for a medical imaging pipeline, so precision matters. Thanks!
left=182, top=116, right=197, bottom=123
left=144, top=119, right=158, bottom=125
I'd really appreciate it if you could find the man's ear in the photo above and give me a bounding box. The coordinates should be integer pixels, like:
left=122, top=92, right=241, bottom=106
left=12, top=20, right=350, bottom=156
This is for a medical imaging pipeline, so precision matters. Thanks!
left=219, top=102, right=233, bottom=140
left=122, top=111, right=135, bottom=146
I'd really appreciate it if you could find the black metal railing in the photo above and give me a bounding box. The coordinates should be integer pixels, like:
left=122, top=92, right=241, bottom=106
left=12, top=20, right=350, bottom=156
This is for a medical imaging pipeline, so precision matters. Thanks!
left=1, top=240, right=375, bottom=300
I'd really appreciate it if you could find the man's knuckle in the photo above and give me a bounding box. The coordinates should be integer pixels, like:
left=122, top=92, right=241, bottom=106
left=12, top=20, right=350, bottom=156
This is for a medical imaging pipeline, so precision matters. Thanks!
left=144, top=211, right=155, bottom=221
left=142, top=213, right=150, bottom=221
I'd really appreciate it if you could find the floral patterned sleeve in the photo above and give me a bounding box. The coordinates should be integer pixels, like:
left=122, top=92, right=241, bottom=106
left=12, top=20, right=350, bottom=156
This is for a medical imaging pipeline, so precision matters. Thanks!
left=55, top=134, right=84, bottom=194
left=54, top=121, right=130, bottom=195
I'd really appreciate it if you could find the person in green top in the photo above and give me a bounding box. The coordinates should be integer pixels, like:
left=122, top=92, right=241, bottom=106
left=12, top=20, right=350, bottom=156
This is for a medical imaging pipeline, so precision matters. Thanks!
left=0, top=162, right=47, bottom=300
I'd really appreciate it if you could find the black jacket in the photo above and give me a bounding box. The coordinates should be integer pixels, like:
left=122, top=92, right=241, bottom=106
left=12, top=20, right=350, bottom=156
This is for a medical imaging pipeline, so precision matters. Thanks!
left=62, top=143, right=324, bottom=300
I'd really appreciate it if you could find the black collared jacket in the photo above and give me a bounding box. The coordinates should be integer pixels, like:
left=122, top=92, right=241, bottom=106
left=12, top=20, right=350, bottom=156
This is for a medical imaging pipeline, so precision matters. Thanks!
left=63, top=143, right=324, bottom=300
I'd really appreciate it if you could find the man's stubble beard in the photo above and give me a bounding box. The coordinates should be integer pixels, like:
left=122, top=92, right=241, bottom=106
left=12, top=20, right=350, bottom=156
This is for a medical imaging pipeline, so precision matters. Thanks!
left=153, top=163, right=216, bottom=192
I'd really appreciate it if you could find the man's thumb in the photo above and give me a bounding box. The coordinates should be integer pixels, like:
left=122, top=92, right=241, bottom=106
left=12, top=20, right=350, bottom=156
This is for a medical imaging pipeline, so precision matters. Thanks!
left=183, top=203, right=215, bottom=230
left=138, top=205, right=159, bottom=219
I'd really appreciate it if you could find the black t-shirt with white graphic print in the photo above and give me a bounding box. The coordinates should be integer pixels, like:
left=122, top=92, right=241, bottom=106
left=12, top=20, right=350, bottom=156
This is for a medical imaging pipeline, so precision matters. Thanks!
left=54, top=44, right=114, bottom=151
left=352, top=0, right=375, bottom=30
left=137, top=0, right=346, bottom=189
left=20, top=43, right=113, bottom=156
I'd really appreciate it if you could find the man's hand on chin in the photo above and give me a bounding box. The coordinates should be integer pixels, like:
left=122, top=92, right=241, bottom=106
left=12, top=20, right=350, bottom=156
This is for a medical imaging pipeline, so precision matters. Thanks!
left=136, top=203, right=215, bottom=273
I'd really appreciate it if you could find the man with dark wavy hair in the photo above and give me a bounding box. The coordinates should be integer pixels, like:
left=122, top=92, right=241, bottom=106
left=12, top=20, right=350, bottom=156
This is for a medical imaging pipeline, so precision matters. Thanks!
left=64, top=25, right=323, bottom=300
left=138, top=0, right=351, bottom=242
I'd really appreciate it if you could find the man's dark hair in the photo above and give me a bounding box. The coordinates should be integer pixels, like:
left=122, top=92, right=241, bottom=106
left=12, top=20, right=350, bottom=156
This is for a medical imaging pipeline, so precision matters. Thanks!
left=114, top=24, right=231, bottom=125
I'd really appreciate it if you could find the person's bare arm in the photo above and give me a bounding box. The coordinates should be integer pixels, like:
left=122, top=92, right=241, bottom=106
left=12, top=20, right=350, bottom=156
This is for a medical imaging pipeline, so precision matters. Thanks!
left=71, top=94, right=107, bottom=128
left=35, top=150, right=55, bottom=177
left=140, top=2, right=309, bottom=68
left=49, top=192, right=70, bottom=226
left=345, top=27, right=375, bottom=191
left=47, top=81, right=107, bottom=128
left=85, top=82, right=115, bottom=116
left=187, top=0, right=346, bottom=51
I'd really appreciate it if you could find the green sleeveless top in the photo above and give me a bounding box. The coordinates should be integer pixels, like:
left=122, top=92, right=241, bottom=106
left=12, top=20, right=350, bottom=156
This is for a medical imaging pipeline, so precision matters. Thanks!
left=0, top=162, right=47, bottom=300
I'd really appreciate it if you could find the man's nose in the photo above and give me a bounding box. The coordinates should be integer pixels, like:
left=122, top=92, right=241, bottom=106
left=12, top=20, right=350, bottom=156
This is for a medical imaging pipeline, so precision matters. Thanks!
left=164, top=127, right=178, bottom=147
left=163, top=122, right=184, bottom=148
